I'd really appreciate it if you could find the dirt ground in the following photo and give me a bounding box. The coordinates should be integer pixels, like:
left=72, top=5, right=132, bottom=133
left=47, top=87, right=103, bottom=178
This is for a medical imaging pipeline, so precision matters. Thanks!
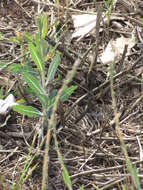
left=0, top=0, right=143, bottom=189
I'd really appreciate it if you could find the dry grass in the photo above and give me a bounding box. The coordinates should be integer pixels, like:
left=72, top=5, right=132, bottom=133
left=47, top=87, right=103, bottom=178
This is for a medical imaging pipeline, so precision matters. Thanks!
left=0, top=0, right=143, bottom=189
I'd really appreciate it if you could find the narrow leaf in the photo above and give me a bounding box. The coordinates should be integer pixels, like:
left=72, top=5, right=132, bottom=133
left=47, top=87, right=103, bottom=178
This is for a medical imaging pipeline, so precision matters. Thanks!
left=0, top=63, right=5, bottom=69
left=13, top=105, right=43, bottom=117
left=61, top=85, right=77, bottom=102
left=0, top=32, right=3, bottom=40
left=62, top=166, right=72, bottom=190
left=23, top=59, right=37, bottom=76
left=35, top=37, right=47, bottom=62
left=80, top=185, right=84, bottom=190
left=38, top=94, right=49, bottom=109
left=37, top=17, right=43, bottom=36
left=46, top=53, right=61, bottom=85
left=29, top=43, right=43, bottom=73
left=22, top=72, right=45, bottom=96
left=41, top=39, right=47, bottom=59
left=24, top=32, right=33, bottom=44
left=46, top=90, right=57, bottom=117
left=133, top=166, right=141, bottom=189
left=9, top=37, right=20, bottom=44
left=42, top=14, right=48, bottom=38
left=9, top=64, right=23, bottom=74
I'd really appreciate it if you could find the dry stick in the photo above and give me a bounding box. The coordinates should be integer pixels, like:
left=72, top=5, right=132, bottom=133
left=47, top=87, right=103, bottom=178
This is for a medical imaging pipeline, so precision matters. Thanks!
left=93, top=136, right=141, bottom=142
left=100, top=176, right=127, bottom=190
left=32, top=0, right=99, bottom=14
left=89, top=4, right=102, bottom=87
left=46, top=38, right=103, bottom=122
left=110, top=60, right=140, bottom=189
left=75, top=5, right=103, bottom=125
left=45, top=36, right=75, bottom=64
left=103, top=71, right=142, bottom=112
left=70, top=160, right=143, bottom=180
left=0, top=53, right=28, bottom=72
left=88, top=5, right=102, bottom=88
left=65, top=54, right=143, bottom=119
left=88, top=4, right=102, bottom=73
left=0, top=147, right=18, bottom=164
left=118, top=44, right=128, bottom=72
left=46, top=28, right=106, bottom=69
left=14, top=0, right=32, bottom=18
left=42, top=59, right=80, bottom=190
left=45, top=36, right=91, bottom=67
left=125, top=15, right=143, bottom=28
left=121, top=94, right=143, bottom=121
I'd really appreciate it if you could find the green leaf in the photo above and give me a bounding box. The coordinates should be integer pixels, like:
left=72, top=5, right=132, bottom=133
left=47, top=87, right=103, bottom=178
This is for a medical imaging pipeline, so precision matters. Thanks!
left=121, top=185, right=126, bottom=190
left=42, top=14, right=47, bottom=38
left=80, top=185, right=84, bottom=190
left=0, top=63, right=6, bottom=69
left=22, top=72, right=48, bottom=107
left=46, top=53, right=61, bottom=85
left=0, top=88, right=4, bottom=99
left=62, top=166, right=72, bottom=190
left=9, top=61, right=37, bottom=76
left=126, top=158, right=140, bottom=189
left=35, top=32, right=40, bottom=46
left=13, top=105, right=43, bottom=117
left=16, top=99, right=25, bottom=104
left=35, top=36, right=47, bottom=62
left=132, top=166, right=141, bottom=189
left=29, top=42, right=43, bottom=73
left=38, top=94, right=50, bottom=109
left=0, top=32, right=3, bottom=40
left=48, top=90, right=57, bottom=107
left=22, top=71, right=45, bottom=96
left=37, top=17, right=43, bottom=36
left=37, top=14, right=47, bottom=38
left=24, top=86, right=35, bottom=96
left=24, top=32, right=33, bottom=44
left=9, top=37, right=20, bottom=44
left=40, top=38, right=47, bottom=59
left=9, top=64, right=23, bottom=74
left=23, top=58, right=38, bottom=76
left=61, top=85, right=77, bottom=102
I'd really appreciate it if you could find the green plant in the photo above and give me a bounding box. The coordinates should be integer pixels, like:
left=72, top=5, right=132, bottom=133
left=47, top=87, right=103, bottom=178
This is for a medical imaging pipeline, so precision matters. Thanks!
left=9, top=14, right=76, bottom=130
left=7, top=14, right=77, bottom=189
left=104, top=0, right=115, bottom=24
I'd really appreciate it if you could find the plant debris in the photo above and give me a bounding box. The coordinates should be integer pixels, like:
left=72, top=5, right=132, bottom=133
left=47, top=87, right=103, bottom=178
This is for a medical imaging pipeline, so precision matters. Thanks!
left=0, top=0, right=143, bottom=189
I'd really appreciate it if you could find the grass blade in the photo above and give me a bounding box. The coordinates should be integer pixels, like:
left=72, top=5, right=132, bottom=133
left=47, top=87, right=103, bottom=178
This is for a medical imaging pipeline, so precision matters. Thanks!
left=62, top=166, right=72, bottom=190
left=41, top=14, right=48, bottom=39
